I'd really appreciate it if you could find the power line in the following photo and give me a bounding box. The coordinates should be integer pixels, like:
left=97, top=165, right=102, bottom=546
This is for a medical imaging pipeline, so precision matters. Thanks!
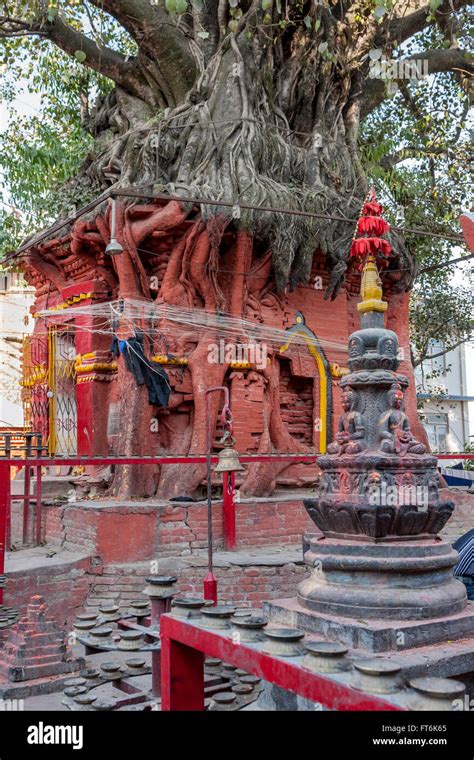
left=419, top=252, right=474, bottom=274
left=4, top=186, right=465, bottom=265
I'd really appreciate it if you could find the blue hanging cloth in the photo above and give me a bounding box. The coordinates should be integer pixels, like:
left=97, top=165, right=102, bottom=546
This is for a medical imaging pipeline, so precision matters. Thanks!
left=110, top=333, right=170, bottom=408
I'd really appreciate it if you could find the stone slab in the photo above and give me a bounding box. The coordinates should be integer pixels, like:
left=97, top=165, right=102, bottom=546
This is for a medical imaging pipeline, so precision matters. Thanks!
left=264, top=596, right=474, bottom=654
left=0, top=664, right=85, bottom=699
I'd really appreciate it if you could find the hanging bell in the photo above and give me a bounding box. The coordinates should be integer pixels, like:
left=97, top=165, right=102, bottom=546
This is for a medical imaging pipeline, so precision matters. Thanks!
left=215, top=445, right=244, bottom=473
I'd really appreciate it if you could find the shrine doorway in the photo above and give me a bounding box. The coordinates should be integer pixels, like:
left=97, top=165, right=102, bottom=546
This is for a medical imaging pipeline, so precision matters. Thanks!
left=48, top=326, right=77, bottom=455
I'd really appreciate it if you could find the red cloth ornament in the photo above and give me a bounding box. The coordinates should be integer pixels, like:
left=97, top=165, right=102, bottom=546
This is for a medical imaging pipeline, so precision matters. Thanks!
left=362, top=200, right=384, bottom=216
left=357, top=216, right=390, bottom=236
left=350, top=190, right=392, bottom=268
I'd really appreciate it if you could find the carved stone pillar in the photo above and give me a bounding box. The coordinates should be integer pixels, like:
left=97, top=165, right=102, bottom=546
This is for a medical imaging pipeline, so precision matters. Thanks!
left=298, top=256, right=467, bottom=621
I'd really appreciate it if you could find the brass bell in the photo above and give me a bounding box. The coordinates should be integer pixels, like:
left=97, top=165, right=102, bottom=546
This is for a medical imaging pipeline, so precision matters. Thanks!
left=215, top=445, right=244, bottom=473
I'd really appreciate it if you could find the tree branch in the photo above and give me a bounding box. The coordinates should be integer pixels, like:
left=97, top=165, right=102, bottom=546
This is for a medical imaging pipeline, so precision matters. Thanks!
left=47, top=17, right=141, bottom=89
left=412, top=335, right=472, bottom=367
left=386, top=0, right=471, bottom=45
left=87, top=0, right=196, bottom=102
left=361, top=47, right=473, bottom=116
left=0, top=12, right=156, bottom=101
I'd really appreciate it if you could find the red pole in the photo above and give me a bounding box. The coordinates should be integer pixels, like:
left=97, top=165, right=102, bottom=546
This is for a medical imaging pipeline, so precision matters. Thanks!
left=22, top=435, right=32, bottom=544
left=23, top=465, right=31, bottom=544
left=222, top=471, right=236, bottom=551
left=35, top=441, right=43, bottom=546
left=4, top=434, right=11, bottom=552
left=145, top=577, right=177, bottom=698
left=0, top=461, right=10, bottom=605
left=203, top=387, right=230, bottom=605
left=203, top=572, right=218, bottom=604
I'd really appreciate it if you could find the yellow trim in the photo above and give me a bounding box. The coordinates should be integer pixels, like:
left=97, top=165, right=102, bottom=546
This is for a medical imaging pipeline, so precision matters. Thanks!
left=279, top=331, right=328, bottom=453
left=42, top=292, right=94, bottom=314
left=357, top=299, right=388, bottom=314
left=75, top=362, right=118, bottom=374
left=229, top=360, right=252, bottom=369
left=20, top=364, right=47, bottom=387
left=151, top=354, right=188, bottom=366
left=329, top=363, right=349, bottom=379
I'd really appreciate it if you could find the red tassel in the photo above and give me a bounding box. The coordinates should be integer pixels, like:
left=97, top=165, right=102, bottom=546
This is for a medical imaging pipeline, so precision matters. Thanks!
left=350, top=190, right=393, bottom=269
left=362, top=201, right=384, bottom=216
left=357, top=216, right=390, bottom=236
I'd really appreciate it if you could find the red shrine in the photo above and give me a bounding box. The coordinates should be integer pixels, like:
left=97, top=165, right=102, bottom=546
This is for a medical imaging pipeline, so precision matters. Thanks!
left=16, top=196, right=424, bottom=500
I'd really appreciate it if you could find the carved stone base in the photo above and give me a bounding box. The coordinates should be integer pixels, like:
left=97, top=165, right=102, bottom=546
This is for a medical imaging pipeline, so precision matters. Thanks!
left=297, top=536, right=466, bottom=621
left=263, top=596, right=474, bottom=665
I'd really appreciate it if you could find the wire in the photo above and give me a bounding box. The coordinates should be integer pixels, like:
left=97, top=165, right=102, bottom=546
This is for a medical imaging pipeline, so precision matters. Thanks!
left=4, top=183, right=466, bottom=264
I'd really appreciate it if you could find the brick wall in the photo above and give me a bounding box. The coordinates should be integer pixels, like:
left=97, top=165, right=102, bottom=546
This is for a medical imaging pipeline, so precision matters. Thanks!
left=20, top=498, right=312, bottom=559
left=84, top=558, right=307, bottom=611
left=177, top=563, right=307, bottom=607
left=4, top=556, right=90, bottom=628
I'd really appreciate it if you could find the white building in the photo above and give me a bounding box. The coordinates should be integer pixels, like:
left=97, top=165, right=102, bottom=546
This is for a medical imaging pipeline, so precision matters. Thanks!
left=0, top=269, right=35, bottom=427
left=415, top=339, right=473, bottom=453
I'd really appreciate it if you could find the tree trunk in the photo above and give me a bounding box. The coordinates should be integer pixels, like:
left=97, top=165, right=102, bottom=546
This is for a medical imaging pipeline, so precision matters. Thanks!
left=20, top=4, right=424, bottom=499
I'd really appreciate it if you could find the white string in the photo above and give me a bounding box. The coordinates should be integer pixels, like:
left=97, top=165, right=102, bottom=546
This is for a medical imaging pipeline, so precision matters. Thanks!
left=36, top=297, right=353, bottom=353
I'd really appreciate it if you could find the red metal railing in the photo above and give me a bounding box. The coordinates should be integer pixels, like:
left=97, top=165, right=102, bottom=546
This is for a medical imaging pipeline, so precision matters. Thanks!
left=159, top=614, right=404, bottom=711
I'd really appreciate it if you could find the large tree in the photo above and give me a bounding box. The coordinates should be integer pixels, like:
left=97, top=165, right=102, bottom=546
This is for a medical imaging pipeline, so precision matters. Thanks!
left=0, top=0, right=472, bottom=497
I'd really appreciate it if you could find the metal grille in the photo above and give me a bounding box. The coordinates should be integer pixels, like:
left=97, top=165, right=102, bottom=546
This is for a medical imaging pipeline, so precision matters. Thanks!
left=21, top=334, right=49, bottom=447
left=48, top=327, right=77, bottom=455
left=21, top=328, right=77, bottom=455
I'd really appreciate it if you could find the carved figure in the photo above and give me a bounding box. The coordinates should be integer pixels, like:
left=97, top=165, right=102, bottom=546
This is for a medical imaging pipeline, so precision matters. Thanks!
left=379, top=385, right=426, bottom=455
left=327, top=389, right=366, bottom=455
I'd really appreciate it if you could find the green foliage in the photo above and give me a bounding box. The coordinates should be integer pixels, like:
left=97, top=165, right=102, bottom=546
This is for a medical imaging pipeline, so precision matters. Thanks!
left=361, top=10, right=473, bottom=370
left=463, top=436, right=474, bottom=471
left=0, top=2, right=133, bottom=255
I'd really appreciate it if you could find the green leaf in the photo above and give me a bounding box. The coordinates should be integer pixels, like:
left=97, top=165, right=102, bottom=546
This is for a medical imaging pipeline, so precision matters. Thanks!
left=262, top=0, right=272, bottom=10
left=176, top=0, right=188, bottom=14
left=74, top=51, right=86, bottom=63
left=197, top=31, right=210, bottom=39
left=303, top=15, right=311, bottom=29
left=318, top=42, right=328, bottom=54
left=193, top=0, right=203, bottom=9
left=429, top=0, right=442, bottom=10
left=165, top=0, right=177, bottom=13
left=374, top=6, right=387, bottom=19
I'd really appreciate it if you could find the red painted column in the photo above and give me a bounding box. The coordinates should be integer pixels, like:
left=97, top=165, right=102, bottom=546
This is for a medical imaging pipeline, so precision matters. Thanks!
left=222, top=471, right=236, bottom=550
left=160, top=631, right=205, bottom=711
left=68, top=283, right=114, bottom=457
left=0, top=461, right=10, bottom=604
left=75, top=313, right=95, bottom=457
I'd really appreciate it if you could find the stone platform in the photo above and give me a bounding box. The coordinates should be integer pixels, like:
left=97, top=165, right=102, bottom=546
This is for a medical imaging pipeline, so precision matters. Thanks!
left=264, top=597, right=474, bottom=680
left=265, top=596, right=474, bottom=652
left=298, top=535, right=467, bottom=620
left=4, top=487, right=474, bottom=656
